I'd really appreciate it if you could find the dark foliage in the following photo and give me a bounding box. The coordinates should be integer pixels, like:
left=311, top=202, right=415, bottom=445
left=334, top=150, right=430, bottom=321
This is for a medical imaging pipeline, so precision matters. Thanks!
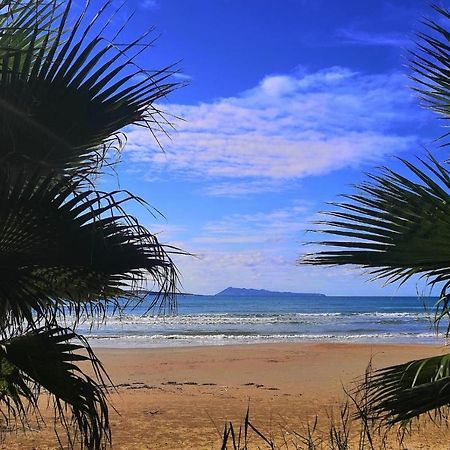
left=0, top=1, right=180, bottom=448
left=302, top=5, right=450, bottom=427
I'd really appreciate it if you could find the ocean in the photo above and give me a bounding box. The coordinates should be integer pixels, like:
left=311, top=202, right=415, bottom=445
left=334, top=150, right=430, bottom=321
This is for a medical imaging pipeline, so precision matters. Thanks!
left=77, top=294, right=448, bottom=348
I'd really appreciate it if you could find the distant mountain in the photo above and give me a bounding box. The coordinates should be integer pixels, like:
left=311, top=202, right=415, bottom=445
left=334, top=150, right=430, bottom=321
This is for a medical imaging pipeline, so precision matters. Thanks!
left=215, top=287, right=325, bottom=297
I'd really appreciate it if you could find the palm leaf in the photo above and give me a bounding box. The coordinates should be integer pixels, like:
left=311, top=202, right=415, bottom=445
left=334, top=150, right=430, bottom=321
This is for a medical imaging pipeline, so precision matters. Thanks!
left=302, top=154, right=450, bottom=330
left=0, top=325, right=110, bottom=449
left=359, top=353, right=450, bottom=425
left=0, top=1, right=60, bottom=60
left=410, top=5, right=450, bottom=129
left=301, top=154, right=450, bottom=424
left=301, top=3, right=450, bottom=430
left=0, top=0, right=180, bottom=176
left=0, top=169, right=178, bottom=328
left=303, top=155, right=450, bottom=284
left=0, top=3, right=183, bottom=448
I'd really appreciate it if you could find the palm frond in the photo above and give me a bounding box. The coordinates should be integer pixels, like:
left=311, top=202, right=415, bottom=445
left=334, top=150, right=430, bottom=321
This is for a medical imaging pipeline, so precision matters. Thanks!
left=0, top=0, right=180, bottom=176
left=302, top=155, right=450, bottom=329
left=0, top=325, right=110, bottom=449
left=303, top=154, right=450, bottom=284
left=0, top=3, right=183, bottom=447
left=0, top=1, right=60, bottom=61
left=0, top=169, right=178, bottom=328
left=360, top=353, right=450, bottom=425
left=300, top=2, right=450, bottom=432
left=410, top=5, right=450, bottom=128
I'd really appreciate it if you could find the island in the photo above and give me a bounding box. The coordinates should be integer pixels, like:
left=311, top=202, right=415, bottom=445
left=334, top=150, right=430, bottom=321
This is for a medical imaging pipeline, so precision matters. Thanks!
left=215, top=287, right=326, bottom=297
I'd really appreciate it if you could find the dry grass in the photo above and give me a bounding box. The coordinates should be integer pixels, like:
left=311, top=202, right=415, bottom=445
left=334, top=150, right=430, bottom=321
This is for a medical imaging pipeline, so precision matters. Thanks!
left=218, top=364, right=445, bottom=450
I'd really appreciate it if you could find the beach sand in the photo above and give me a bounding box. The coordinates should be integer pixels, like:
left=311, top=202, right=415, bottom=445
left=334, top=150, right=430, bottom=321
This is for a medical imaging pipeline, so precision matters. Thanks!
left=2, top=343, right=450, bottom=449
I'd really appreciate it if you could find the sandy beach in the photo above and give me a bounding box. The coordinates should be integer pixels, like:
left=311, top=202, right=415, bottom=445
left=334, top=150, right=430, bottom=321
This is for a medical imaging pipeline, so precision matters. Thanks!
left=2, top=342, right=450, bottom=449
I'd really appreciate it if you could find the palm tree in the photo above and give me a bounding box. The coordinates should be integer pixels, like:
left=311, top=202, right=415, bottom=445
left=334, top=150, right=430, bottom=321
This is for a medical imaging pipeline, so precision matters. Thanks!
left=0, top=1, right=179, bottom=448
left=303, top=5, right=450, bottom=426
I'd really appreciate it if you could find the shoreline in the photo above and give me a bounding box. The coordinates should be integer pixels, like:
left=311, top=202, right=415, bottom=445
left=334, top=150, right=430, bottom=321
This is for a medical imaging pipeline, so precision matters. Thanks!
left=86, top=338, right=445, bottom=350
left=3, top=342, right=449, bottom=449
left=90, top=340, right=447, bottom=350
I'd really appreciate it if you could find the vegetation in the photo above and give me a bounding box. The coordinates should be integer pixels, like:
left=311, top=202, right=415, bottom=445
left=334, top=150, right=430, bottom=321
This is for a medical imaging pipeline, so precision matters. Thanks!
left=218, top=372, right=449, bottom=449
left=0, top=1, right=179, bottom=448
left=219, top=398, right=390, bottom=450
left=219, top=405, right=378, bottom=450
left=303, top=5, right=450, bottom=428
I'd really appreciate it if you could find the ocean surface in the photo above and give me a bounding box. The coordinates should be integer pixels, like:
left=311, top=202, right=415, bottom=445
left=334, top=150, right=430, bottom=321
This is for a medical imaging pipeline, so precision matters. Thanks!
left=76, top=294, right=449, bottom=348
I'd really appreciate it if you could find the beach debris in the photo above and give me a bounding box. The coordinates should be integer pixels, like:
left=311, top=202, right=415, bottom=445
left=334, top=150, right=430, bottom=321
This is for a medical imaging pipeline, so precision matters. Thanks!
left=128, top=384, right=154, bottom=390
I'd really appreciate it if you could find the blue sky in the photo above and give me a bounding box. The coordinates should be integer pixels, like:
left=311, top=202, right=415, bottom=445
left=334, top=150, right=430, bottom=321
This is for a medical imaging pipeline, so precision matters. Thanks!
left=97, top=0, right=445, bottom=295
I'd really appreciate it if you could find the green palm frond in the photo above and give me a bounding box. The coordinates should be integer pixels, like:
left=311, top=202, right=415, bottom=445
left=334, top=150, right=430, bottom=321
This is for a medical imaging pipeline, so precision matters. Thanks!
left=0, top=169, right=178, bottom=327
left=0, top=0, right=179, bottom=176
left=360, top=353, right=450, bottom=424
left=0, top=326, right=110, bottom=449
left=0, top=1, right=60, bottom=61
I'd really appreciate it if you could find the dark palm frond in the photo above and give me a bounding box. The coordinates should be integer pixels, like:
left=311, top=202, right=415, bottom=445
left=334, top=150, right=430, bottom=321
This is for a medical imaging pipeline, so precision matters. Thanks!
left=0, top=169, right=178, bottom=328
left=300, top=2, right=450, bottom=432
left=0, top=325, right=110, bottom=449
left=0, top=2, right=183, bottom=448
left=0, top=0, right=180, bottom=177
left=0, top=1, right=60, bottom=61
left=359, top=353, right=450, bottom=425
left=410, top=6, right=450, bottom=129
left=303, top=154, right=450, bottom=285
left=302, top=154, right=450, bottom=329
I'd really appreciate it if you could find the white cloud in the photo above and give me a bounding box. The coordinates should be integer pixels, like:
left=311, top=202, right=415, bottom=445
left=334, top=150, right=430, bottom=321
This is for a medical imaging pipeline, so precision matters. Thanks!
left=336, top=29, right=411, bottom=47
left=125, top=67, right=425, bottom=194
left=148, top=203, right=422, bottom=296
left=156, top=203, right=315, bottom=294
left=194, top=203, right=311, bottom=246
left=203, top=179, right=294, bottom=197
left=152, top=224, right=187, bottom=243
left=172, top=246, right=401, bottom=296
left=174, top=248, right=295, bottom=294
left=172, top=72, right=193, bottom=81
left=141, top=0, right=158, bottom=9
